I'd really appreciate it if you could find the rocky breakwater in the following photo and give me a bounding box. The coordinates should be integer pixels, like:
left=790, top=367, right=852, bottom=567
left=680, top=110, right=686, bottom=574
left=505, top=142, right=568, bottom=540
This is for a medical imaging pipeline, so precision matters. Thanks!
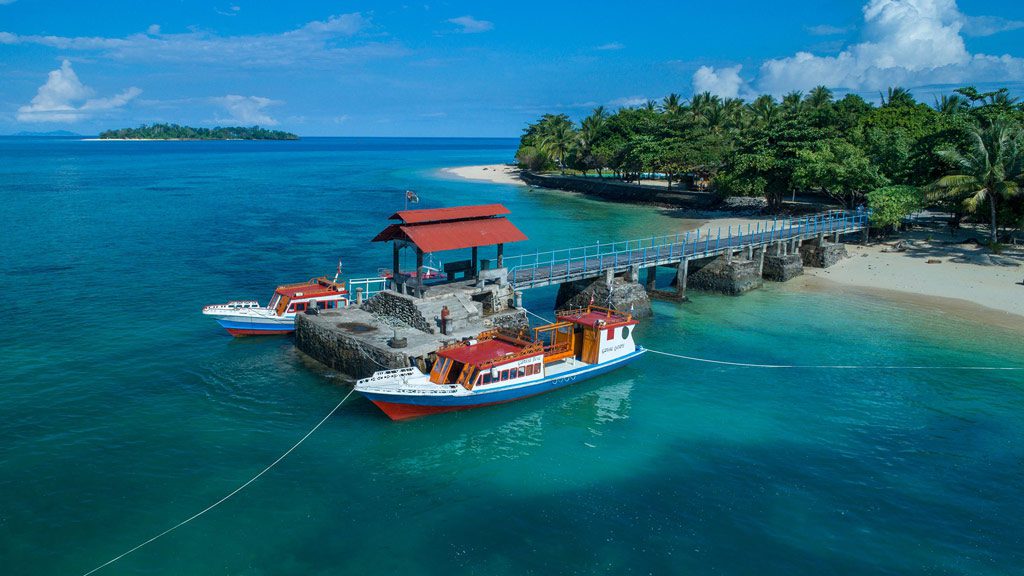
left=555, top=276, right=653, bottom=318
left=687, top=255, right=763, bottom=295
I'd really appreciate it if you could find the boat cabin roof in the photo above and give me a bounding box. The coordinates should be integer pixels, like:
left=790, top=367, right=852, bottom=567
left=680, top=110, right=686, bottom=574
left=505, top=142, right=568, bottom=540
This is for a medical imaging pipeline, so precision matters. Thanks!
left=436, top=330, right=542, bottom=368
left=274, top=277, right=346, bottom=299
left=557, top=306, right=637, bottom=329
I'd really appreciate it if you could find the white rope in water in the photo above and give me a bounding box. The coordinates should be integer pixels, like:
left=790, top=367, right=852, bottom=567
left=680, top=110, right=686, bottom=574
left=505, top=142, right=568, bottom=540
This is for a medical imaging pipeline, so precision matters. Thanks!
left=521, top=308, right=1023, bottom=371
left=82, top=387, right=357, bottom=576
left=644, top=349, right=1023, bottom=370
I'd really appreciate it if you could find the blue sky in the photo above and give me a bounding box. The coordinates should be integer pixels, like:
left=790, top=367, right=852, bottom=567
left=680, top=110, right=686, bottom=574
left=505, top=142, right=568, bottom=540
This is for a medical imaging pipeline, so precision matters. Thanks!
left=1, top=0, right=1023, bottom=136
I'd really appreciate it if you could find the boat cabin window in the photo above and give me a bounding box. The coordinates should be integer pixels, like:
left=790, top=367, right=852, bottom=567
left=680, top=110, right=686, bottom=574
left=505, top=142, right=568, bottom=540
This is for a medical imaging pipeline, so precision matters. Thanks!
left=429, top=358, right=465, bottom=385
left=269, top=295, right=281, bottom=310
left=295, top=302, right=307, bottom=312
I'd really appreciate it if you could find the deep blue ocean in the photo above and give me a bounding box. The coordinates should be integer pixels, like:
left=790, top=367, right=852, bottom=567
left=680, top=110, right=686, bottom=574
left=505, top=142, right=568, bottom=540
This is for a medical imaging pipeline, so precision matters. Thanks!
left=1, top=137, right=1022, bottom=575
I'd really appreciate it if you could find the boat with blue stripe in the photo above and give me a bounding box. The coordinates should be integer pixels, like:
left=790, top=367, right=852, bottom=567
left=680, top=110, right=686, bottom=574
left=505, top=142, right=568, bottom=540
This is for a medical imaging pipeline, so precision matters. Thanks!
left=355, top=305, right=645, bottom=420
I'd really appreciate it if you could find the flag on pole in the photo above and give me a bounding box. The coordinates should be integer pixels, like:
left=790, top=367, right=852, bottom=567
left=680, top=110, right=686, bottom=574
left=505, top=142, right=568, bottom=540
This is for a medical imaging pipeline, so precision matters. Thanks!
left=406, top=190, right=420, bottom=203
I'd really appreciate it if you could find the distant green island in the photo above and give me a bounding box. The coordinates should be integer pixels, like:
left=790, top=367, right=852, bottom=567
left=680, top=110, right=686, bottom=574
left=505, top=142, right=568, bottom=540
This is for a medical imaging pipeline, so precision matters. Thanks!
left=98, top=124, right=299, bottom=140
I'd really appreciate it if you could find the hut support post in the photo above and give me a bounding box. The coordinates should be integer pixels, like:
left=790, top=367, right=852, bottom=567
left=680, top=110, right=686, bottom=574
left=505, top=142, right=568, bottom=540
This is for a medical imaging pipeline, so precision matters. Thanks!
left=392, top=243, right=401, bottom=291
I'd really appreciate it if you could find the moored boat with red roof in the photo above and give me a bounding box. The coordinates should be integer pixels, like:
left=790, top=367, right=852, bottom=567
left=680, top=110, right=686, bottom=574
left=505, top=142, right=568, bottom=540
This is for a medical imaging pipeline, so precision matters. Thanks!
left=354, top=305, right=645, bottom=420
left=202, top=275, right=349, bottom=336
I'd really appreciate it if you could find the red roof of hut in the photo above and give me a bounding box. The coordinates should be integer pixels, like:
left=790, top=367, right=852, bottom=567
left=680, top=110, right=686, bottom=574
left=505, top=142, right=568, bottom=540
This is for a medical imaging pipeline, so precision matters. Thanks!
left=372, top=203, right=527, bottom=253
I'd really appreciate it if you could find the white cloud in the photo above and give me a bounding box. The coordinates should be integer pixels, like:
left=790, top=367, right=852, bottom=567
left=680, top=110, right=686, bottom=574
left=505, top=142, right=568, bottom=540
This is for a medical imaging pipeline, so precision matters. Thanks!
left=692, top=0, right=1024, bottom=96
left=0, top=0, right=16, bottom=5
left=214, top=95, right=281, bottom=126
left=961, top=15, right=1024, bottom=37
left=806, top=24, right=849, bottom=36
left=17, top=60, right=140, bottom=122
left=446, top=15, right=493, bottom=34
left=692, top=64, right=747, bottom=98
left=595, top=42, right=624, bottom=51
left=608, top=96, right=648, bottom=108
left=0, top=13, right=402, bottom=68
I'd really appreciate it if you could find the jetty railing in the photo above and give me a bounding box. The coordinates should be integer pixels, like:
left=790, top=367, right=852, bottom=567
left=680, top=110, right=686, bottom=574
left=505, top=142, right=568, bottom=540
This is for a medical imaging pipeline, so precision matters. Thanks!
left=505, top=209, right=869, bottom=290
left=347, top=276, right=388, bottom=303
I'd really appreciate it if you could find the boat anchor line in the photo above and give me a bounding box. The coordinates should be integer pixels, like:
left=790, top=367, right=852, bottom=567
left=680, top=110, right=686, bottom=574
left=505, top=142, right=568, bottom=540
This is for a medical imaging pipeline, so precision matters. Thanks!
left=521, top=308, right=1023, bottom=371
left=81, top=388, right=357, bottom=576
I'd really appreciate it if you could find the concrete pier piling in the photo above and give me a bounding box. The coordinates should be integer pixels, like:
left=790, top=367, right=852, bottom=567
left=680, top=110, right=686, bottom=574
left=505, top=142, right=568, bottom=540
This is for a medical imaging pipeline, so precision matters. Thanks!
left=687, top=255, right=763, bottom=295
left=800, top=239, right=849, bottom=268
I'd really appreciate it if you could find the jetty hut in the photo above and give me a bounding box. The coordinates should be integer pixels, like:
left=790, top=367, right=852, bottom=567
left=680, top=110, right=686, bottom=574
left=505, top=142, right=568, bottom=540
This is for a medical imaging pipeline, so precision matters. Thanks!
left=372, top=203, right=527, bottom=295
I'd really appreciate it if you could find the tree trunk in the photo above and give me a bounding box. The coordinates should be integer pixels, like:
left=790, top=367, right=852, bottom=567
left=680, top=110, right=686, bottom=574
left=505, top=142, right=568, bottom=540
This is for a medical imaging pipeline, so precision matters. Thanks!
left=989, top=194, right=998, bottom=244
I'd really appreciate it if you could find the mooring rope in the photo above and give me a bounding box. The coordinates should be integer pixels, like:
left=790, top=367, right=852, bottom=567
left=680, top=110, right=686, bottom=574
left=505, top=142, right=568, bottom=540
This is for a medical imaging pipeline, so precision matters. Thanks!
left=521, top=308, right=1023, bottom=371
left=82, top=387, right=357, bottom=576
left=644, top=348, right=1023, bottom=370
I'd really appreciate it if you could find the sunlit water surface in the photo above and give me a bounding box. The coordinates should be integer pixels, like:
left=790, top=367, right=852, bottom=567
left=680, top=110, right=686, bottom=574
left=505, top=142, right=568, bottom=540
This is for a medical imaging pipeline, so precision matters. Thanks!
left=1, top=137, right=1021, bottom=575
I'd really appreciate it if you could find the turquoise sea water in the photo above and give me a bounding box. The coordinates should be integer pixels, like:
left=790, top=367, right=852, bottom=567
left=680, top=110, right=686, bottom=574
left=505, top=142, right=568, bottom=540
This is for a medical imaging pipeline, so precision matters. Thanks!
left=1, top=137, right=1022, bottom=575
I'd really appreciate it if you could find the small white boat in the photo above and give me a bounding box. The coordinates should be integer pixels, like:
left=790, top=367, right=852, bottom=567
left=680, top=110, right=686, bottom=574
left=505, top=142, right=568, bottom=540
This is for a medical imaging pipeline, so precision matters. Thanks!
left=202, top=276, right=349, bottom=336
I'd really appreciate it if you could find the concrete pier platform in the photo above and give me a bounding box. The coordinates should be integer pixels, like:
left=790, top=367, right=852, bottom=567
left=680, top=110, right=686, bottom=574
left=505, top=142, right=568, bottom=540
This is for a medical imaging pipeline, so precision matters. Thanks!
left=295, top=282, right=528, bottom=379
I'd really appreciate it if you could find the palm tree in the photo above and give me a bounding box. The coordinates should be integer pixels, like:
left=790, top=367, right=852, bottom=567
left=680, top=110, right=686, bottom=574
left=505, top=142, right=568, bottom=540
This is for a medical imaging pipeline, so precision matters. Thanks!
left=781, top=91, right=804, bottom=115
left=880, top=86, right=915, bottom=107
left=932, top=119, right=1023, bottom=244
left=805, top=85, right=833, bottom=109
left=536, top=114, right=577, bottom=174
left=933, top=94, right=969, bottom=115
left=578, top=108, right=608, bottom=175
left=660, top=93, right=683, bottom=115
left=748, top=94, right=780, bottom=129
left=688, top=91, right=719, bottom=124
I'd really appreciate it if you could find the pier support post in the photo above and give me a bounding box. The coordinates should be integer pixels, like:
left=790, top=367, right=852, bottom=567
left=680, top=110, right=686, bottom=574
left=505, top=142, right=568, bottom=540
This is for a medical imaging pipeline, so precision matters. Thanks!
left=604, top=268, right=614, bottom=286
left=644, top=266, right=656, bottom=291
left=471, top=246, right=479, bottom=278
left=675, top=259, right=689, bottom=299
left=744, top=246, right=753, bottom=260
left=833, top=231, right=840, bottom=243
left=757, top=248, right=766, bottom=276
left=356, top=288, right=364, bottom=306
left=862, top=227, right=869, bottom=245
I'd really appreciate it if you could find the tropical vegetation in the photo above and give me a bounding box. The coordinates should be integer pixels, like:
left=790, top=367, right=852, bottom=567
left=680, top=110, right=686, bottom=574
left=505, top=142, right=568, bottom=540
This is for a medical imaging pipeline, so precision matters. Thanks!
left=99, top=124, right=298, bottom=140
left=517, top=86, right=1024, bottom=242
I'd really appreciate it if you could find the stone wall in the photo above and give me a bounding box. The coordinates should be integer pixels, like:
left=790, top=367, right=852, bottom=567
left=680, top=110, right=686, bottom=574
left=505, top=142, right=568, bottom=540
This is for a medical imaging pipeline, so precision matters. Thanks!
left=800, top=241, right=848, bottom=268
left=294, top=313, right=414, bottom=379
left=687, top=256, right=763, bottom=295
left=554, top=276, right=653, bottom=317
left=360, top=291, right=433, bottom=333
left=521, top=171, right=717, bottom=209
left=483, top=309, right=530, bottom=332
left=762, top=254, right=804, bottom=282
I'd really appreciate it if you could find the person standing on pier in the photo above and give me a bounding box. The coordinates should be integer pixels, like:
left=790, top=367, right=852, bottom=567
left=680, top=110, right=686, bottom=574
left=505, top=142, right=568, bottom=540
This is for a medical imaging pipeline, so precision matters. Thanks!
left=440, top=305, right=450, bottom=335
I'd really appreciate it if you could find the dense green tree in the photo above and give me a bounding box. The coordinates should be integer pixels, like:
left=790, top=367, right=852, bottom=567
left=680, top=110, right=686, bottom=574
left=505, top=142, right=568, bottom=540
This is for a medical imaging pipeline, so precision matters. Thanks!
left=867, top=185, right=925, bottom=230
left=513, top=84, right=1024, bottom=237
left=794, top=138, right=888, bottom=207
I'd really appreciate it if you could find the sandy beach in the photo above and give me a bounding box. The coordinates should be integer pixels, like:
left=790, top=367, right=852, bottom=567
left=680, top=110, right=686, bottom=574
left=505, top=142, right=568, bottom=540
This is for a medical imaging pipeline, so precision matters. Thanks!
left=797, top=233, right=1024, bottom=317
left=441, top=164, right=525, bottom=185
